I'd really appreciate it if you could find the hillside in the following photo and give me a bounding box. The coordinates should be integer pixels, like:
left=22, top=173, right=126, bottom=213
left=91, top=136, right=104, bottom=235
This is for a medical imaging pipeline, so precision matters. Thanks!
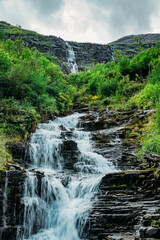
left=0, top=21, right=160, bottom=239
left=109, top=33, right=160, bottom=58
left=0, top=21, right=113, bottom=72
left=1, top=21, right=160, bottom=71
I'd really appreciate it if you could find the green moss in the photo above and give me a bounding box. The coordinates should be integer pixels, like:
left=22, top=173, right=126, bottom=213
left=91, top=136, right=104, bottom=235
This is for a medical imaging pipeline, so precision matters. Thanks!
left=151, top=219, right=160, bottom=227
left=0, top=128, right=13, bottom=168
left=139, top=175, right=145, bottom=178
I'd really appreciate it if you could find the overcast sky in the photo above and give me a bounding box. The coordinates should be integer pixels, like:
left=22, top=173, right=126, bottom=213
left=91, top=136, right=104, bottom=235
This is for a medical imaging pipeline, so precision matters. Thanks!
left=0, top=0, right=160, bottom=43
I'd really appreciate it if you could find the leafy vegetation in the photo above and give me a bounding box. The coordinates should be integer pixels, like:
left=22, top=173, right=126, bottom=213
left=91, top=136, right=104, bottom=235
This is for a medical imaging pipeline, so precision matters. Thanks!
left=0, top=128, right=13, bottom=170
left=68, top=43, right=160, bottom=158
left=0, top=29, right=76, bottom=167
left=0, top=23, right=160, bottom=169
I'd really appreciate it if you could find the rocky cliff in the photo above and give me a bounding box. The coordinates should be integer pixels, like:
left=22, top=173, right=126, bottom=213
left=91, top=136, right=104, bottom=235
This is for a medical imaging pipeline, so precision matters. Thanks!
left=0, top=169, right=25, bottom=240
left=0, top=22, right=113, bottom=73
left=109, top=33, right=160, bottom=58
left=1, top=22, right=160, bottom=73
left=68, top=42, right=113, bottom=71
left=0, top=106, right=160, bottom=239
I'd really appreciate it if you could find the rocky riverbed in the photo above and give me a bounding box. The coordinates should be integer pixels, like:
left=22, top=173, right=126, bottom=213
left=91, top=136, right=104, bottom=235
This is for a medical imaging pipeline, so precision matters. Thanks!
left=0, top=107, right=160, bottom=239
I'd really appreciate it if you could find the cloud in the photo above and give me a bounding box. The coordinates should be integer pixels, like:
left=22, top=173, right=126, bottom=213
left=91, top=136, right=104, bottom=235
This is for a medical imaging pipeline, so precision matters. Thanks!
left=84, top=0, right=159, bottom=40
left=56, top=0, right=111, bottom=43
left=0, top=0, right=159, bottom=43
left=26, top=0, right=65, bottom=16
left=0, top=0, right=65, bottom=27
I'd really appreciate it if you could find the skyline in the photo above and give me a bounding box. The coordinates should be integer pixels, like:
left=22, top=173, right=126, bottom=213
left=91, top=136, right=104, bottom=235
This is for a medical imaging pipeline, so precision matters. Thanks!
left=0, top=0, right=160, bottom=44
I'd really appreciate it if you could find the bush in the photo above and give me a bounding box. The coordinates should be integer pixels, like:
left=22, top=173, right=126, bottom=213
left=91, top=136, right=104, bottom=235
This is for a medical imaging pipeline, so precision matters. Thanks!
left=131, top=83, right=160, bottom=109
left=142, top=127, right=160, bottom=155
left=0, top=50, right=12, bottom=75
left=88, top=74, right=105, bottom=94
left=0, top=97, right=39, bottom=136
left=148, top=62, right=160, bottom=84
left=98, top=77, right=118, bottom=97
left=119, top=57, right=131, bottom=76
left=156, top=99, right=160, bottom=130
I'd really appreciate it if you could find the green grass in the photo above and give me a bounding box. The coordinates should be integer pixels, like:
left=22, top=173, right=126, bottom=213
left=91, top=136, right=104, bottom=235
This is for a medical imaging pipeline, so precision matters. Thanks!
left=0, top=129, right=14, bottom=169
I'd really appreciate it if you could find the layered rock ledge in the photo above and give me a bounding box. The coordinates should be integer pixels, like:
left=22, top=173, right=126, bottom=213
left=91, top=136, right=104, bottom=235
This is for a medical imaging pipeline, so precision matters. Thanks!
left=87, top=169, right=160, bottom=240
left=0, top=107, right=160, bottom=239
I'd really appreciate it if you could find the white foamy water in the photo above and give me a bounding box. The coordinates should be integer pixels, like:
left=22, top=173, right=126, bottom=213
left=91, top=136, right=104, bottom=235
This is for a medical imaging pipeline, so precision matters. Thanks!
left=3, top=171, right=8, bottom=227
left=22, top=113, right=117, bottom=240
left=66, top=42, right=78, bottom=73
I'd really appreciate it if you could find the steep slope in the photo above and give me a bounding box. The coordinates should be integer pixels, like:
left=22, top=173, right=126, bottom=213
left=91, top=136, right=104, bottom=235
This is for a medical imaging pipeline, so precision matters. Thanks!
left=0, top=21, right=113, bottom=72
left=109, top=33, right=160, bottom=58
left=2, top=22, right=160, bottom=72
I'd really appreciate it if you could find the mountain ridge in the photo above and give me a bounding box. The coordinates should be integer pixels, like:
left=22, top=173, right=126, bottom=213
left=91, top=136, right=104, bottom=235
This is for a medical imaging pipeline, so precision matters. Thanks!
left=0, top=21, right=160, bottom=71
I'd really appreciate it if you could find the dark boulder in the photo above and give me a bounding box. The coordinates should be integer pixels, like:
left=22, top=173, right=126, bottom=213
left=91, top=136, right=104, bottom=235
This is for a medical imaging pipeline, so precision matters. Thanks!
left=0, top=170, right=25, bottom=239
left=61, top=140, right=80, bottom=171
left=146, top=226, right=160, bottom=238
left=6, top=142, right=26, bottom=161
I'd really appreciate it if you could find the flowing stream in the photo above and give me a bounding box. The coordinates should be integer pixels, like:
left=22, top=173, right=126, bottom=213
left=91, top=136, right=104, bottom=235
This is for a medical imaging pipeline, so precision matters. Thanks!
left=22, top=113, right=117, bottom=240
left=66, top=42, right=78, bottom=73
left=3, top=171, right=8, bottom=227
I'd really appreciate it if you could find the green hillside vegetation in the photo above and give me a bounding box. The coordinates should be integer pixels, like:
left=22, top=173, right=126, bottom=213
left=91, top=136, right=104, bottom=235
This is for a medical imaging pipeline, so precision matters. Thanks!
left=0, top=27, right=160, bottom=171
left=0, top=30, right=76, bottom=168
left=68, top=43, right=160, bottom=158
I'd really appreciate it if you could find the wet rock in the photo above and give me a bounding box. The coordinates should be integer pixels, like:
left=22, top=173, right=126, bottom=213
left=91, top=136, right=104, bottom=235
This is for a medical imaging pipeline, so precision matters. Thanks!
left=2, top=107, right=159, bottom=239
left=86, top=170, right=160, bottom=240
left=145, top=226, right=160, bottom=238
left=6, top=163, right=24, bottom=171
left=61, top=140, right=80, bottom=170
left=143, top=153, right=160, bottom=168
left=6, top=142, right=26, bottom=161
left=0, top=170, right=25, bottom=239
left=0, top=226, right=19, bottom=240
left=62, top=140, right=78, bottom=151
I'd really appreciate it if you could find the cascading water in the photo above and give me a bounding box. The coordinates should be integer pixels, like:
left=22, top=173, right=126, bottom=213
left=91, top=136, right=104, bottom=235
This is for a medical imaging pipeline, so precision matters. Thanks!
left=22, top=113, right=117, bottom=240
left=3, top=171, right=8, bottom=227
left=66, top=42, right=78, bottom=73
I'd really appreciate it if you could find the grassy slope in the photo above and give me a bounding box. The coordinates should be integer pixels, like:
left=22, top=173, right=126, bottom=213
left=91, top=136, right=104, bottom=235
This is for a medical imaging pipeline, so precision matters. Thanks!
left=0, top=23, right=160, bottom=173
left=0, top=28, right=76, bottom=168
left=68, top=43, right=160, bottom=164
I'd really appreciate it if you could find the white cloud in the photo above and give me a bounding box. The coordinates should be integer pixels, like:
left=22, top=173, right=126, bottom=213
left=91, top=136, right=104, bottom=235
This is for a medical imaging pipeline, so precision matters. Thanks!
left=150, top=3, right=160, bottom=33
left=0, top=0, right=159, bottom=43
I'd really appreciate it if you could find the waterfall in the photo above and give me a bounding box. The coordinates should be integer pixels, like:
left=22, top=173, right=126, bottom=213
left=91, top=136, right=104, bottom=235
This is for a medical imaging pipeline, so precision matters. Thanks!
left=3, top=171, right=8, bottom=227
left=66, top=42, right=78, bottom=73
left=22, top=113, right=117, bottom=240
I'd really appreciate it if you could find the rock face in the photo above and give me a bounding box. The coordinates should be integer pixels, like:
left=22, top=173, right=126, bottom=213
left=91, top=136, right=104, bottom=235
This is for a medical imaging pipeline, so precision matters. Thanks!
left=111, top=33, right=160, bottom=44
left=0, top=170, right=25, bottom=240
left=61, top=139, right=80, bottom=171
left=0, top=21, right=113, bottom=73
left=1, top=22, right=160, bottom=72
left=87, top=170, right=160, bottom=240
left=68, top=42, right=113, bottom=71
left=6, top=142, right=26, bottom=162
left=77, top=108, right=140, bottom=171
left=1, top=107, right=160, bottom=239
left=109, top=33, right=160, bottom=58
left=70, top=107, right=160, bottom=239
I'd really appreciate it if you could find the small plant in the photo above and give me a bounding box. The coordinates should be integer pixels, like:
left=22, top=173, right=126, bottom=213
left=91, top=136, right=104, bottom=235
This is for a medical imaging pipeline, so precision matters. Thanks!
left=151, top=219, right=160, bottom=227
left=156, top=99, right=160, bottom=130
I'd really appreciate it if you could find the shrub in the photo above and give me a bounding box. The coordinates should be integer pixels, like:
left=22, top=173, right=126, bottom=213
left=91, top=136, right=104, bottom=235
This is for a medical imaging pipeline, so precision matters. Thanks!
left=88, top=74, right=104, bottom=94
left=0, top=50, right=12, bottom=75
left=156, top=99, right=160, bottom=130
left=119, top=57, right=131, bottom=76
left=148, top=62, right=160, bottom=84
left=142, top=131, right=160, bottom=154
left=131, top=83, right=160, bottom=109
left=98, top=77, right=118, bottom=97
left=0, top=97, right=39, bottom=136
